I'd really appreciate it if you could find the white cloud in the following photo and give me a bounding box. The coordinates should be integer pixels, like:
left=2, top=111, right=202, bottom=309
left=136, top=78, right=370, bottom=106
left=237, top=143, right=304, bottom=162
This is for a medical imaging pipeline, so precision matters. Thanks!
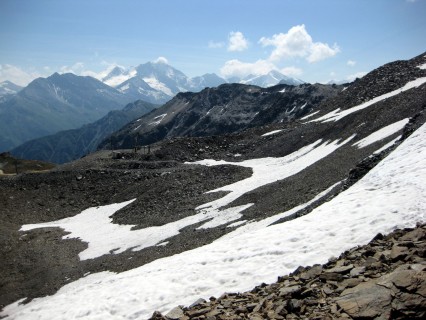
left=59, top=62, right=100, bottom=79
left=259, top=24, right=340, bottom=63
left=228, top=31, right=249, bottom=52
left=208, top=41, right=225, bottom=49
left=0, top=64, right=43, bottom=86
left=220, top=59, right=275, bottom=79
left=347, top=60, right=356, bottom=66
left=406, top=0, right=417, bottom=3
left=153, top=57, right=169, bottom=64
left=95, top=62, right=122, bottom=80
left=346, top=71, right=367, bottom=82
left=281, top=66, right=303, bottom=77
left=60, top=62, right=84, bottom=74
left=307, top=42, right=340, bottom=63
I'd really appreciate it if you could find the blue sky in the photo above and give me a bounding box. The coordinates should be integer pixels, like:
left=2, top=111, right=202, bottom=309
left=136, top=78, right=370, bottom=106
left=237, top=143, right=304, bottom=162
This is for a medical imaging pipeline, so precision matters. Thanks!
left=0, top=0, right=425, bottom=86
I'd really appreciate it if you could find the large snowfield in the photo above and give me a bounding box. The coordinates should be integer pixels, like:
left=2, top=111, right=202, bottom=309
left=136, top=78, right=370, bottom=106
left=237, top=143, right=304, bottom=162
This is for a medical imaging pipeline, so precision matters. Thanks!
left=19, top=136, right=355, bottom=260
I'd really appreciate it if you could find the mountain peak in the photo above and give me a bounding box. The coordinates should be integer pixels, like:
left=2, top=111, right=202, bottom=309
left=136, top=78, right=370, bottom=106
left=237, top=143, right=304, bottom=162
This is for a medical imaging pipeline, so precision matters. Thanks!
left=0, top=80, right=23, bottom=99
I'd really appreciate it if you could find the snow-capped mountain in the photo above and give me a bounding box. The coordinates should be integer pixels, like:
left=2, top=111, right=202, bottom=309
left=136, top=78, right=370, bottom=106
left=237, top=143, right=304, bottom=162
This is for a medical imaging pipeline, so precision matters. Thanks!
left=0, top=80, right=23, bottom=102
left=240, top=70, right=304, bottom=87
left=135, top=61, right=189, bottom=96
left=100, top=60, right=301, bottom=102
left=101, top=66, right=136, bottom=87
left=187, top=73, right=227, bottom=91
left=116, top=75, right=170, bottom=104
left=101, top=60, right=227, bottom=104
left=0, top=80, right=22, bottom=95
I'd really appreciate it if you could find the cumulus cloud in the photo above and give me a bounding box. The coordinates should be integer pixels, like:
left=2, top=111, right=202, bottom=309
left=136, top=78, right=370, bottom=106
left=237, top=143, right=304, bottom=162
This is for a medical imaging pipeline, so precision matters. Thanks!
left=208, top=41, right=225, bottom=49
left=307, top=42, right=340, bottom=63
left=228, top=31, right=249, bottom=52
left=281, top=66, right=303, bottom=77
left=347, top=60, right=356, bottom=66
left=0, top=64, right=42, bottom=86
left=259, top=24, right=340, bottom=63
left=220, top=59, right=275, bottom=78
left=153, top=56, right=169, bottom=64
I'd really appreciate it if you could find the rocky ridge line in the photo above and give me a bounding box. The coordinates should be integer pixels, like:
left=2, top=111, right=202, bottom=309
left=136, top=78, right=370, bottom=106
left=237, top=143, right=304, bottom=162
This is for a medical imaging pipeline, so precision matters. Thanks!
left=150, top=224, right=426, bottom=320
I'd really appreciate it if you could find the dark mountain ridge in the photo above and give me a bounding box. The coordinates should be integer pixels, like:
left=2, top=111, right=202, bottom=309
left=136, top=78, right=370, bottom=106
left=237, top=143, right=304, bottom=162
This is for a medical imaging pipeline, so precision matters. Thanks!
left=99, top=82, right=344, bottom=150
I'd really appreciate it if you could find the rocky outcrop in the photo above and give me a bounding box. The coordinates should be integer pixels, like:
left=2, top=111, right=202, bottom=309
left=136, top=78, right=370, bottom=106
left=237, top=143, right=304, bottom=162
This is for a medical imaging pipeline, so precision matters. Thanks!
left=150, top=224, right=426, bottom=320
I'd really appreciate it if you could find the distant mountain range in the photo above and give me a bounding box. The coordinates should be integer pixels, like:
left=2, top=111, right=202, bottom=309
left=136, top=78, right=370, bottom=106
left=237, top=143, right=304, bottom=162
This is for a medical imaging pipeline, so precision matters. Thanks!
left=0, top=81, right=22, bottom=103
left=101, top=61, right=229, bottom=104
left=0, top=60, right=306, bottom=154
left=0, top=73, right=135, bottom=151
left=11, top=100, right=158, bottom=164
left=100, top=60, right=304, bottom=104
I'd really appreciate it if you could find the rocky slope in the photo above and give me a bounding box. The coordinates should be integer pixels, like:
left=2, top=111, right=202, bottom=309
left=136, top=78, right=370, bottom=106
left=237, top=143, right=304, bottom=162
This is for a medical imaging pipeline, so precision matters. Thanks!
left=0, top=152, right=55, bottom=175
left=151, top=224, right=425, bottom=320
left=99, top=82, right=343, bottom=150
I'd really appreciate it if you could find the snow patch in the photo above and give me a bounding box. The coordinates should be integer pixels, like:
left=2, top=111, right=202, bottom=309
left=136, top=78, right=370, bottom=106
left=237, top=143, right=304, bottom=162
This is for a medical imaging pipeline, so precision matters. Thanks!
left=373, top=136, right=401, bottom=155
left=300, top=110, right=319, bottom=120
left=227, top=220, right=248, bottom=228
left=352, top=118, right=409, bottom=148
left=262, top=129, right=283, bottom=137
left=192, top=135, right=355, bottom=213
left=118, top=83, right=130, bottom=92
left=310, top=77, right=426, bottom=122
left=143, top=77, right=173, bottom=96
left=418, top=62, right=426, bottom=70
left=21, top=200, right=137, bottom=260
left=156, top=241, right=169, bottom=247
left=105, top=74, right=134, bottom=87
left=149, top=114, right=167, bottom=126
